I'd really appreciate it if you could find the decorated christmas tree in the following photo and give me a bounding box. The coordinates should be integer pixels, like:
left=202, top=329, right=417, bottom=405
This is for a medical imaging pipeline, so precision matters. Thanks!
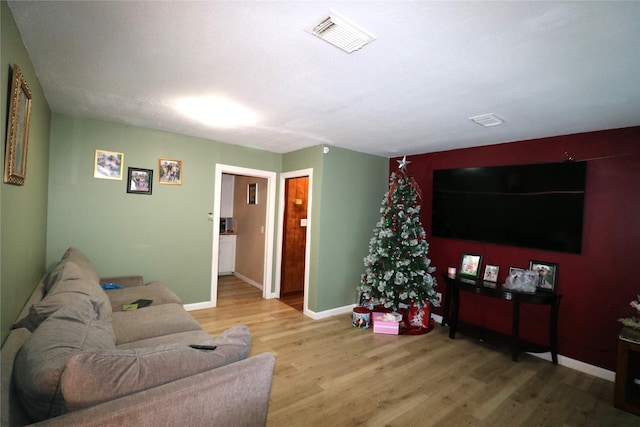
left=358, top=157, right=439, bottom=312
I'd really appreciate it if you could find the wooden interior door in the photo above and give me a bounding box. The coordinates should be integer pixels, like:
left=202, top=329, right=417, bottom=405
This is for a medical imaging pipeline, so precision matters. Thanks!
left=280, top=176, right=308, bottom=295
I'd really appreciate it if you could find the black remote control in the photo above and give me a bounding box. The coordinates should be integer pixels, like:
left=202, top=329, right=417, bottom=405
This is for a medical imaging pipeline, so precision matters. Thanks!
left=189, top=344, right=217, bottom=350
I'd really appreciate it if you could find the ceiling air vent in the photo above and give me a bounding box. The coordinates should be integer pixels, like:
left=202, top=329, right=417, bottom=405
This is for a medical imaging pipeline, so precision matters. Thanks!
left=305, top=10, right=376, bottom=53
left=470, top=114, right=504, bottom=127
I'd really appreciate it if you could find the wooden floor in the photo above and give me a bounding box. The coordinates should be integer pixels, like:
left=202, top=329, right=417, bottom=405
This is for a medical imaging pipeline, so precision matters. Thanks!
left=280, top=290, right=303, bottom=312
left=190, top=276, right=638, bottom=427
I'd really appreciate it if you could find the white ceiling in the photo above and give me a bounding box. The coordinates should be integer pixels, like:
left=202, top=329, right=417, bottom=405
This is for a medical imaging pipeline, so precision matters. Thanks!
left=8, top=1, right=640, bottom=157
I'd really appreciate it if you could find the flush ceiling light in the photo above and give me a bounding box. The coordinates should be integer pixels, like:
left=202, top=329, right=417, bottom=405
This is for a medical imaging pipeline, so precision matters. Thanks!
left=305, top=10, right=376, bottom=53
left=470, top=114, right=504, bottom=127
left=174, top=96, right=259, bottom=128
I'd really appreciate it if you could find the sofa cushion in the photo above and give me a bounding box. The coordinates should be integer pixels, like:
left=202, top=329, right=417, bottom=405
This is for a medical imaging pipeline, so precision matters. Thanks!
left=50, top=261, right=99, bottom=294
left=61, top=326, right=252, bottom=412
left=43, top=257, right=67, bottom=293
left=43, top=247, right=100, bottom=294
left=1, top=328, right=32, bottom=427
left=63, top=247, right=100, bottom=283
left=12, top=279, right=46, bottom=330
left=48, top=261, right=112, bottom=313
left=106, top=282, right=182, bottom=312
left=111, top=303, right=202, bottom=345
left=116, top=329, right=216, bottom=350
left=13, top=292, right=98, bottom=332
left=14, top=269, right=112, bottom=332
left=13, top=299, right=116, bottom=421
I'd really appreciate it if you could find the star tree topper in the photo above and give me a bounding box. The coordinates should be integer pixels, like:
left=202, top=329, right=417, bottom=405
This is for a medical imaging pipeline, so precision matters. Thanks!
left=397, top=156, right=411, bottom=172
left=391, top=156, right=422, bottom=203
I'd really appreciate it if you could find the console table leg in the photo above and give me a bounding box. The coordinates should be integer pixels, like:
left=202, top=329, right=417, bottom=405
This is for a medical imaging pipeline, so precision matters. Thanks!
left=442, top=285, right=451, bottom=327
left=550, top=299, right=560, bottom=364
left=512, top=300, right=520, bottom=361
left=449, top=287, right=459, bottom=339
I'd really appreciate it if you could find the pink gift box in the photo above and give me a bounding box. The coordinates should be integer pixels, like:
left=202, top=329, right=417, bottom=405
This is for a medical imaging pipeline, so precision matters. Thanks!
left=372, top=312, right=400, bottom=335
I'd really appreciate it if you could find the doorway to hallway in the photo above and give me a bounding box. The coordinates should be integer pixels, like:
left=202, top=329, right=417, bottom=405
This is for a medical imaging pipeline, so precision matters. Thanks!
left=211, top=164, right=276, bottom=308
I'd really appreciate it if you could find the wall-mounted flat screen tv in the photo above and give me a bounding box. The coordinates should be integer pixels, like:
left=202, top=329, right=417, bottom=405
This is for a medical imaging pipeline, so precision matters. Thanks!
left=431, top=161, right=587, bottom=254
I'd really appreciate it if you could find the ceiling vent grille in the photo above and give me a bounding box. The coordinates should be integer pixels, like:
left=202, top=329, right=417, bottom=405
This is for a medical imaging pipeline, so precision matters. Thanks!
left=305, top=11, right=376, bottom=53
left=470, top=114, right=504, bottom=127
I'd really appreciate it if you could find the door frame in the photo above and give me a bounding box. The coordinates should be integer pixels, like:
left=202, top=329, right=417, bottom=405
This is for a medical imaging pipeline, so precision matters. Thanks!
left=211, top=164, right=277, bottom=306
left=275, top=168, right=313, bottom=314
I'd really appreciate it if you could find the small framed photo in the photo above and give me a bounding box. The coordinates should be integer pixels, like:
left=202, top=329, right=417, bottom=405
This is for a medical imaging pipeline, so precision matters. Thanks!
left=247, top=182, right=258, bottom=204
left=158, top=158, right=182, bottom=185
left=509, top=267, right=525, bottom=276
left=459, top=253, right=482, bottom=279
left=483, top=265, right=499, bottom=282
left=529, top=260, right=558, bottom=292
left=126, top=167, right=153, bottom=195
left=94, top=149, right=124, bottom=180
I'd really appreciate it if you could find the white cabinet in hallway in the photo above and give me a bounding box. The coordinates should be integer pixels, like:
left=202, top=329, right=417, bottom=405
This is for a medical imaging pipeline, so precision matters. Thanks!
left=219, top=234, right=236, bottom=275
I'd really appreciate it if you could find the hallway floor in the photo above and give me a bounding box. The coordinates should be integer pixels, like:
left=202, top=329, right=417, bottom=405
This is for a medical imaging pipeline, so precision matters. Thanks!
left=280, top=290, right=303, bottom=312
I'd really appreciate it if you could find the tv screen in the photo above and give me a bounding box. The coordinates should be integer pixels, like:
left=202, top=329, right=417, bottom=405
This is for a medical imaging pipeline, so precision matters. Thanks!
left=431, top=162, right=587, bottom=254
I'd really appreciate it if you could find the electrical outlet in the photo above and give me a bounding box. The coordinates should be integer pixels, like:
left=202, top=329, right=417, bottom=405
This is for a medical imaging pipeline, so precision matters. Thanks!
left=436, top=292, right=442, bottom=304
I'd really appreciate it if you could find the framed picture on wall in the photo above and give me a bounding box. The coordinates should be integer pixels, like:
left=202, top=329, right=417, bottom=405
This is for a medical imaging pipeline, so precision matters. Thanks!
left=529, top=260, right=558, bottom=292
left=126, top=167, right=153, bottom=195
left=459, top=253, right=482, bottom=279
left=247, top=182, right=258, bottom=204
left=483, top=265, right=499, bottom=282
left=94, top=149, right=124, bottom=180
left=4, top=64, right=32, bottom=186
left=158, top=158, right=182, bottom=185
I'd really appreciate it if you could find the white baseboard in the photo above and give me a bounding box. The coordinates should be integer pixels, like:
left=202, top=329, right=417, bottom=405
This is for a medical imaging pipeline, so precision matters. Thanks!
left=183, top=301, right=215, bottom=311
left=526, top=351, right=615, bottom=382
left=429, top=314, right=615, bottom=382
left=233, top=272, right=263, bottom=291
left=304, top=304, right=356, bottom=320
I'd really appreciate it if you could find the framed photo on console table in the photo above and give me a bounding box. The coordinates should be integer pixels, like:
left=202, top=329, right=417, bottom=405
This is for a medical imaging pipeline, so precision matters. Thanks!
left=483, top=265, right=499, bottom=282
left=509, top=266, right=525, bottom=275
left=529, top=260, right=558, bottom=292
left=459, top=253, right=482, bottom=279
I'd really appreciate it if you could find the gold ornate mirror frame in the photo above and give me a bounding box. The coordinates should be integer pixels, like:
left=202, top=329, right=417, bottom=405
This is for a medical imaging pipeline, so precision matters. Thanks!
left=4, top=64, right=32, bottom=186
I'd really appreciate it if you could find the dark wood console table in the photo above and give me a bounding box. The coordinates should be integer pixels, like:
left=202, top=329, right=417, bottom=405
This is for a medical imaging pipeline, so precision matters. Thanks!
left=443, top=274, right=562, bottom=363
left=614, top=327, right=640, bottom=415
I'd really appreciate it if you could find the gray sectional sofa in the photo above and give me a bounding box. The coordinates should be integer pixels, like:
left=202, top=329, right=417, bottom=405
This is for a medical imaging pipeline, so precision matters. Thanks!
left=1, top=248, right=275, bottom=426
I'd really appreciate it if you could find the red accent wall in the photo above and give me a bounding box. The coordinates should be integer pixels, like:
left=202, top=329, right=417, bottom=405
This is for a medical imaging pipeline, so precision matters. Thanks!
left=392, top=126, right=640, bottom=371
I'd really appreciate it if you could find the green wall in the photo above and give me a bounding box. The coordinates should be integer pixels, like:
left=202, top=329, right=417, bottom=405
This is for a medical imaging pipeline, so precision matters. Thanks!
left=47, top=114, right=281, bottom=304
left=48, top=119, right=388, bottom=312
left=1, top=1, right=52, bottom=344
left=282, top=145, right=388, bottom=312
left=315, top=146, right=388, bottom=311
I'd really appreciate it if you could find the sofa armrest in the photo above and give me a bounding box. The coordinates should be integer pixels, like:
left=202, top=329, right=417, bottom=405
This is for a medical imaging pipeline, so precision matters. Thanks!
left=99, top=276, right=144, bottom=288
left=29, top=353, right=275, bottom=427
